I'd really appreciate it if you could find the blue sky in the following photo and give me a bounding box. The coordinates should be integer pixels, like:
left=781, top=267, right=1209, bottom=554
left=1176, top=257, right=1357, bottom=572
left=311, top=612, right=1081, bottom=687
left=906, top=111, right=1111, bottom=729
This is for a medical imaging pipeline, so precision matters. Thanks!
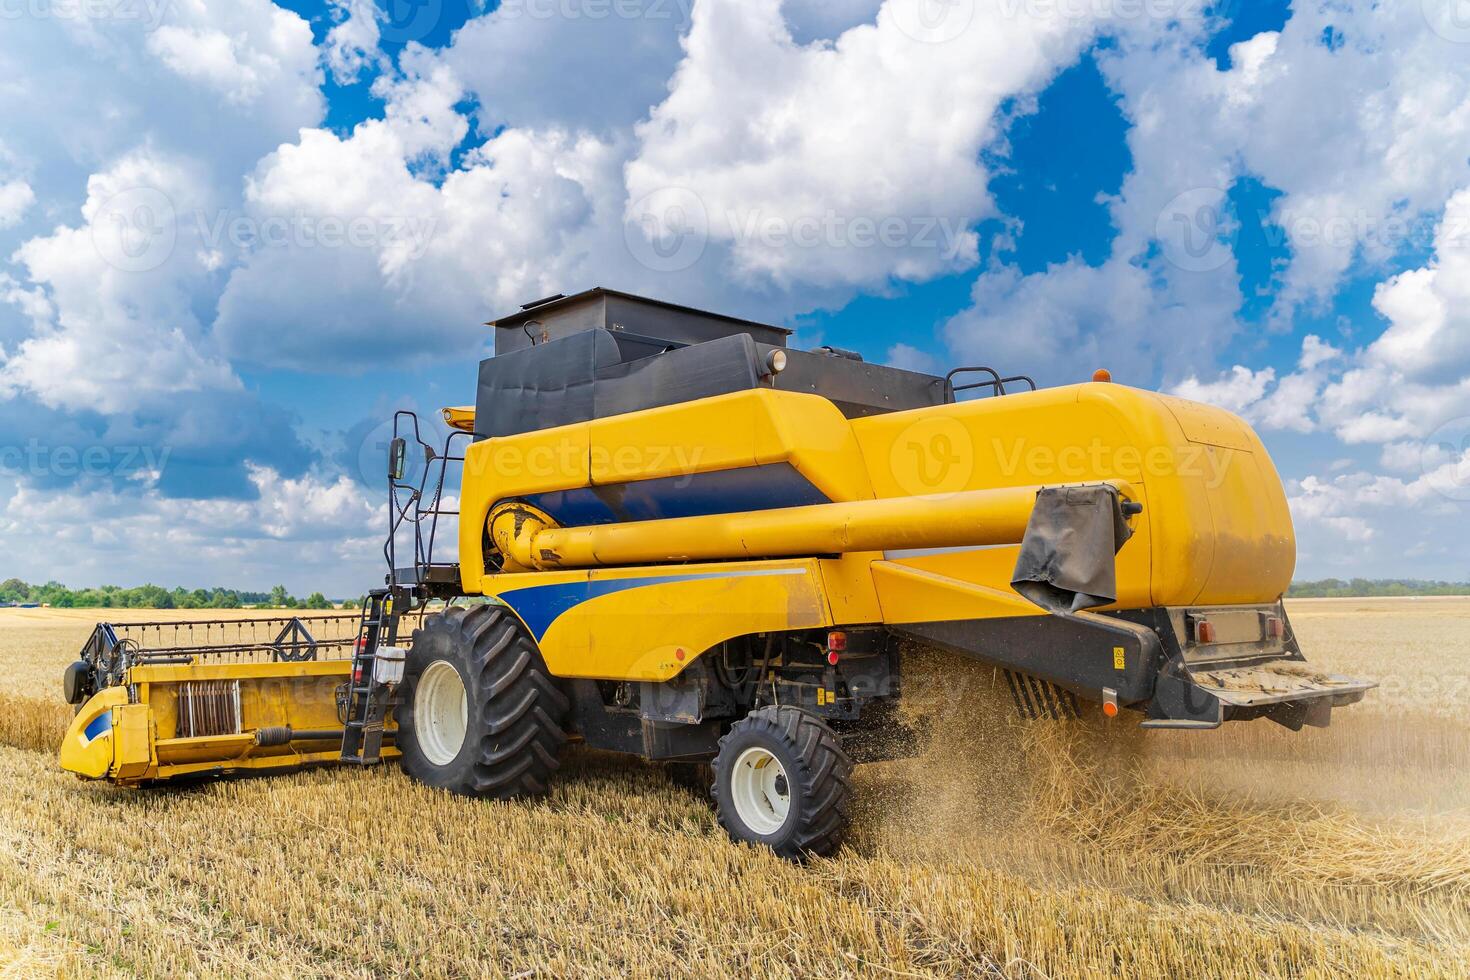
left=2, top=0, right=1469, bottom=594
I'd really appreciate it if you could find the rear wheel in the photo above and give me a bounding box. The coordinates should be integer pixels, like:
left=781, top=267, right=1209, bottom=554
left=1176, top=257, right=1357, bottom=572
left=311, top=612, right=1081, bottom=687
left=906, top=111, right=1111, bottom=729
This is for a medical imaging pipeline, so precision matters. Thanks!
left=712, top=706, right=852, bottom=860
left=397, top=605, right=569, bottom=799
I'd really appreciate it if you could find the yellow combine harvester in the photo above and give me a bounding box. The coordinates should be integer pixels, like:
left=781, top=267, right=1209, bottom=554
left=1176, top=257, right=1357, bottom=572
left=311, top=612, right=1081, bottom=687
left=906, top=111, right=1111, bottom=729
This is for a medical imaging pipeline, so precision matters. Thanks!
left=61, top=288, right=1372, bottom=858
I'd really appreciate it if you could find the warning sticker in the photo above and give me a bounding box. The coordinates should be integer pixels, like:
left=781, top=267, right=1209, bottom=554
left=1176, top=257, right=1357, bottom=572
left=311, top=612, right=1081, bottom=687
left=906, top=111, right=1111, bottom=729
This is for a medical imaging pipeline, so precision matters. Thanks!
left=1113, top=647, right=1126, bottom=670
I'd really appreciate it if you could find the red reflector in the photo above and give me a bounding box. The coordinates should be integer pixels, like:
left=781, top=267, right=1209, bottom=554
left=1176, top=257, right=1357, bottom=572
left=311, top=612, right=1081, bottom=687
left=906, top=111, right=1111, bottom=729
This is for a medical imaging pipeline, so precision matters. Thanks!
left=675, top=647, right=685, bottom=661
left=827, top=631, right=848, bottom=652
left=1102, top=701, right=1119, bottom=718
left=827, top=651, right=840, bottom=666
left=1266, top=616, right=1285, bottom=639
left=1196, top=620, right=1217, bottom=644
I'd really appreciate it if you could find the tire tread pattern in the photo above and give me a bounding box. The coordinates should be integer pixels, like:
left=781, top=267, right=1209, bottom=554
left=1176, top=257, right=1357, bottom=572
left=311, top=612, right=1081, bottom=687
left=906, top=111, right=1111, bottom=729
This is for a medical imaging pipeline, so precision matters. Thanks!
left=712, top=705, right=853, bottom=860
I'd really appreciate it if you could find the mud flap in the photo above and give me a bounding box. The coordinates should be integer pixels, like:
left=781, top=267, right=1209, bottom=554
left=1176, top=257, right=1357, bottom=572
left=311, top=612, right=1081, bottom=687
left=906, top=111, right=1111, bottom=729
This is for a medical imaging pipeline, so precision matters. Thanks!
left=1011, top=484, right=1135, bottom=614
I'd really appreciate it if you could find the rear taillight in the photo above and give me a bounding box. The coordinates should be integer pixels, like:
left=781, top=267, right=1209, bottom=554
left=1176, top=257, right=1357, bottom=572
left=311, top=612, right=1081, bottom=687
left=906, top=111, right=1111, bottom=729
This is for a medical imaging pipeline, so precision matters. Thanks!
left=1265, top=616, right=1285, bottom=639
left=1194, top=619, right=1217, bottom=644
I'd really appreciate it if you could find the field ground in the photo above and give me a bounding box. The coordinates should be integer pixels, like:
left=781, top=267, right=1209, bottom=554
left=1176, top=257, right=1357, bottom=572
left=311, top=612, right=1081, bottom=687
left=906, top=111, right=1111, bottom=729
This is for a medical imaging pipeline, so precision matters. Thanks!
left=1, top=600, right=1467, bottom=976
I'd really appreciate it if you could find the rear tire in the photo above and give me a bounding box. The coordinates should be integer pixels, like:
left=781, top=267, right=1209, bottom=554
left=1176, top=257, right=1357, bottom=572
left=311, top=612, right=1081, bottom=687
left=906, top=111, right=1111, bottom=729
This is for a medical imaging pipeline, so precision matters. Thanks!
left=712, top=706, right=852, bottom=860
left=397, top=605, right=569, bottom=799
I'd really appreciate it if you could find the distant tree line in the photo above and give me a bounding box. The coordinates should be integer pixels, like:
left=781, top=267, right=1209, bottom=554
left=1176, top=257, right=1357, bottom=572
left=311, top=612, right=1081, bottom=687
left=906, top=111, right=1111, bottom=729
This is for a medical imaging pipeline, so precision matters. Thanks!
left=0, top=578, right=343, bottom=610
left=1289, top=578, right=1470, bottom=598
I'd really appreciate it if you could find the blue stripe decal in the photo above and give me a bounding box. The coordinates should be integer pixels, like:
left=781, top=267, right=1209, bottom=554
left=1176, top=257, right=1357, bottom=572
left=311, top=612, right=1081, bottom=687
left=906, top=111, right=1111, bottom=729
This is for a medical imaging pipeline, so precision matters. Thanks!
left=82, top=711, right=113, bottom=744
left=522, top=462, right=830, bottom=527
left=500, top=568, right=807, bottom=640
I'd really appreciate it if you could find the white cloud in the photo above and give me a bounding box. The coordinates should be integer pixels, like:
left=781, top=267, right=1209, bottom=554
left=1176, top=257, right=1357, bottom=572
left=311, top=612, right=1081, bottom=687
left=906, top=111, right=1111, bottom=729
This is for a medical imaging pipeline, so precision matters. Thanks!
left=1, top=151, right=240, bottom=414
left=0, top=180, right=34, bottom=229
left=1172, top=365, right=1275, bottom=415
left=324, top=0, right=387, bottom=85
left=0, top=466, right=384, bottom=595
left=1169, top=334, right=1342, bottom=435
left=443, top=0, right=691, bottom=132
left=213, top=52, right=627, bottom=370
left=0, top=0, right=322, bottom=231
left=626, top=0, right=1116, bottom=289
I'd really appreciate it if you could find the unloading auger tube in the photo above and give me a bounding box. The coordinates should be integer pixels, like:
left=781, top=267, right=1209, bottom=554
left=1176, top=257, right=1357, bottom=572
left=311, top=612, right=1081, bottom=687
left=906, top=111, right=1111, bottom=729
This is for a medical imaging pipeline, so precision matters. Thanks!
left=488, top=480, right=1140, bottom=571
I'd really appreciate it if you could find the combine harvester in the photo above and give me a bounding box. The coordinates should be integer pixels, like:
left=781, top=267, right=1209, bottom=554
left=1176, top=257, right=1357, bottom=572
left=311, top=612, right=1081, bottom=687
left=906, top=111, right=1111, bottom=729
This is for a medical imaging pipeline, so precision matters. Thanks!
left=61, top=289, right=1373, bottom=857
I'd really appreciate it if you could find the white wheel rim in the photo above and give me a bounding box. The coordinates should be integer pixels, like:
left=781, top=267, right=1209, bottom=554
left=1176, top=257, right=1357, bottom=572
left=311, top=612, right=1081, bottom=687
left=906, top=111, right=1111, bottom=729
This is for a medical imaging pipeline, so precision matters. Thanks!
left=415, top=660, right=468, bottom=766
left=730, top=747, right=791, bottom=836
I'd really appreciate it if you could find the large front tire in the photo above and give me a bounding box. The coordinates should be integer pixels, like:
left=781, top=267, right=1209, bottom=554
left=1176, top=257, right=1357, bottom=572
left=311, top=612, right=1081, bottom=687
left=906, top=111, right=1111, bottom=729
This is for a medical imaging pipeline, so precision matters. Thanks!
left=397, top=605, right=569, bottom=799
left=712, top=706, right=853, bottom=860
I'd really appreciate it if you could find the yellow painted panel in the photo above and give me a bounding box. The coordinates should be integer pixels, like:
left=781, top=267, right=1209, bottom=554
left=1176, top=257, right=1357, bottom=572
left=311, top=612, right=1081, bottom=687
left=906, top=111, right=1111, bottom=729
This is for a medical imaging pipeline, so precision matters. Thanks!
left=58, top=687, right=129, bottom=779
left=112, top=703, right=153, bottom=780
left=817, top=553, right=885, bottom=625
left=851, top=381, right=1293, bottom=609
left=459, top=423, right=591, bottom=594
left=489, top=560, right=832, bottom=681
left=872, top=561, right=1045, bottom=624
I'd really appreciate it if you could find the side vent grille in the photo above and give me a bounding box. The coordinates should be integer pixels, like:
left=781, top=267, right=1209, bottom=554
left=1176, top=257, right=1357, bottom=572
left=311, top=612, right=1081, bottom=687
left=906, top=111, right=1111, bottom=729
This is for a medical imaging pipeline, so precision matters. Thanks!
left=1004, top=671, right=1080, bottom=720
left=177, top=680, right=242, bottom=738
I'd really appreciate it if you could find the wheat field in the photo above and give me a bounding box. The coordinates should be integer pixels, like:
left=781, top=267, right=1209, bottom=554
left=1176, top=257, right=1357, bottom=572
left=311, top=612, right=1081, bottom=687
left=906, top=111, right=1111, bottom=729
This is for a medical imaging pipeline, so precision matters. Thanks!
left=1, top=600, right=1467, bottom=977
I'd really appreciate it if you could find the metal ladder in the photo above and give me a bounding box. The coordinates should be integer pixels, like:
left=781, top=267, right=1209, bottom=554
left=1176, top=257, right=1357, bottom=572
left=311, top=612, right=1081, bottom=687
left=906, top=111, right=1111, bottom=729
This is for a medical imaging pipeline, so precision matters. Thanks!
left=339, top=588, right=403, bottom=765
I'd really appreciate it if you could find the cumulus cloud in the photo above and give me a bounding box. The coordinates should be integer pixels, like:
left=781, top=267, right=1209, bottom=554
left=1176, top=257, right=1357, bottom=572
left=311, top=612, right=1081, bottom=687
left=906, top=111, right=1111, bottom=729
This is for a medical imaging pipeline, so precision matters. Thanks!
left=213, top=49, right=627, bottom=371
left=0, top=465, right=383, bottom=595
left=324, top=0, right=387, bottom=85
left=0, top=180, right=34, bottom=229
left=443, top=0, right=691, bottom=132
left=0, top=152, right=239, bottom=414
left=626, top=0, right=1119, bottom=290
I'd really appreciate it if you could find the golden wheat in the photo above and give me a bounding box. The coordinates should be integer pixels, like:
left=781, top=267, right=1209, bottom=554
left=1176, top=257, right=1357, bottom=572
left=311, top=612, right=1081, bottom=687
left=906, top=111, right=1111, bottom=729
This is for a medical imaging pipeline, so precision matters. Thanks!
left=1, top=601, right=1467, bottom=976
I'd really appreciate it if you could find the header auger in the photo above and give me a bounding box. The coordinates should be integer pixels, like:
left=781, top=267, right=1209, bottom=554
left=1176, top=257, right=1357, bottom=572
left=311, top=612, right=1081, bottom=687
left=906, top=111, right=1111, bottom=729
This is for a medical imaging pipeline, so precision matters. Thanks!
left=60, top=286, right=1374, bottom=859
